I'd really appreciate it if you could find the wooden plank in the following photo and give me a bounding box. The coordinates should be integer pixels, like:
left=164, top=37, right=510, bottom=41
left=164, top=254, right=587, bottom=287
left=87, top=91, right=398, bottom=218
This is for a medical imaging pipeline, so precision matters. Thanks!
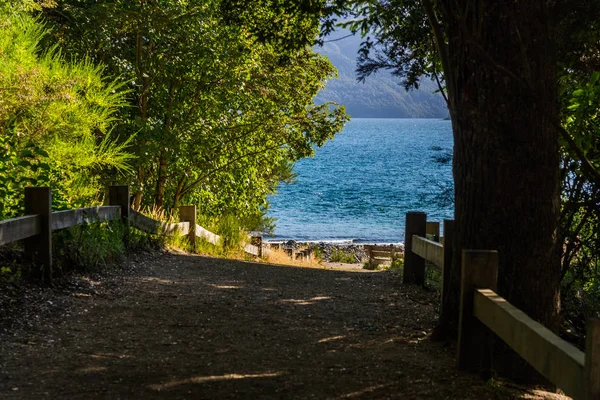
left=363, top=245, right=401, bottom=252
left=474, top=288, right=585, bottom=399
left=52, top=209, right=83, bottom=230
left=426, top=221, right=440, bottom=241
left=586, top=319, right=600, bottom=400
left=244, top=243, right=259, bottom=256
left=370, top=250, right=395, bottom=258
left=411, top=235, right=444, bottom=267
left=404, top=212, right=426, bottom=285
left=457, top=250, right=498, bottom=374
left=0, top=215, right=42, bottom=246
left=130, top=210, right=190, bottom=236
left=441, top=220, right=455, bottom=315
left=25, top=187, right=52, bottom=283
left=97, top=206, right=122, bottom=221
left=109, top=185, right=130, bottom=224
left=195, top=224, right=220, bottom=245
left=51, top=206, right=121, bottom=231
left=370, top=258, right=391, bottom=266
left=180, top=206, right=197, bottom=249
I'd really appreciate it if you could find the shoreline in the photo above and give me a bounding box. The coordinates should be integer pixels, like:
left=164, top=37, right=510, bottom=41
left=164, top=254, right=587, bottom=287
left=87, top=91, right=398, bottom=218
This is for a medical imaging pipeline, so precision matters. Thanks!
left=264, top=239, right=404, bottom=246
left=263, top=240, right=405, bottom=264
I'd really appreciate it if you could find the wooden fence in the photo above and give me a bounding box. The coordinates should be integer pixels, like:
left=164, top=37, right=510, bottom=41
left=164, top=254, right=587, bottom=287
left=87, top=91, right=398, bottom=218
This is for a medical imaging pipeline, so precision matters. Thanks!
left=404, top=211, right=599, bottom=399
left=0, top=185, right=261, bottom=284
left=364, top=245, right=402, bottom=268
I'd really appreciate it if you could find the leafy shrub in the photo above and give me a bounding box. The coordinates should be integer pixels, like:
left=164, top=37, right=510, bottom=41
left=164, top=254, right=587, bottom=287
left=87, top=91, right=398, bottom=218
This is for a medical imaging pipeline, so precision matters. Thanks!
left=389, top=256, right=404, bottom=272
left=53, top=221, right=126, bottom=273
left=330, top=248, right=356, bottom=263
left=0, top=5, right=131, bottom=218
left=425, top=263, right=442, bottom=289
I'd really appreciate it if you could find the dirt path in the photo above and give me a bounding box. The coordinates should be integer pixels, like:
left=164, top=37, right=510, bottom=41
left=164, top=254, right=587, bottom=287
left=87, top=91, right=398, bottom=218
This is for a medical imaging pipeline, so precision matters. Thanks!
left=0, top=253, right=562, bottom=399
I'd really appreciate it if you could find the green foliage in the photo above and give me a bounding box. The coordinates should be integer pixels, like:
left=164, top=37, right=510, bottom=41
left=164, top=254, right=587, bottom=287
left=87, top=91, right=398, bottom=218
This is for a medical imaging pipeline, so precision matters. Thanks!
left=330, top=248, right=356, bottom=263
left=127, top=226, right=167, bottom=254
left=362, top=262, right=374, bottom=270
left=312, top=246, right=323, bottom=261
left=53, top=221, right=126, bottom=272
left=559, top=72, right=600, bottom=344
left=195, top=214, right=248, bottom=253
left=195, top=236, right=224, bottom=257
left=0, top=261, right=22, bottom=282
left=389, top=255, right=404, bottom=272
left=0, top=5, right=132, bottom=217
left=41, top=0, right=348, bottom=226
left=366, top=254, right=404, bottom=271
left=425, top=264, right=442, bottom=290
left=0, top=131, right=51, bottom=218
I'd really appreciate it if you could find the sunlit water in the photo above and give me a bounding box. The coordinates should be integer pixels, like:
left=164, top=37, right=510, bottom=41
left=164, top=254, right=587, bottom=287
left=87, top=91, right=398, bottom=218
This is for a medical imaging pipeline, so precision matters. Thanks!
left=267, top=118, right=454, bottom=243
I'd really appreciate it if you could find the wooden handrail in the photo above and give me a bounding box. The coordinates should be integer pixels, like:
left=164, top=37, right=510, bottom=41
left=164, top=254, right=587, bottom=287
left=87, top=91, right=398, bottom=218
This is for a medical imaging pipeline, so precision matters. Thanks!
left=52, top=206, right=121, bottom=231
left=411, top=235, right=444, bottom=267
left=195, top=224, right=220, bottom=245
left=474, top=288, right=585, bottom=399
left=130, top=209, right=190, bottom=236
left=0, top=206, right=123, bottom=245
left=0, top=186, right=267, bottom=284
left=0, top=215, right=41, bottom=246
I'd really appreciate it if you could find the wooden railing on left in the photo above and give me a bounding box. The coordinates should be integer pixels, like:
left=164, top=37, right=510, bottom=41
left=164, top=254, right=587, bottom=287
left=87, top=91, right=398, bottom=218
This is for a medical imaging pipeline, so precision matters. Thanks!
left=0, top=186, right=261, bottom=284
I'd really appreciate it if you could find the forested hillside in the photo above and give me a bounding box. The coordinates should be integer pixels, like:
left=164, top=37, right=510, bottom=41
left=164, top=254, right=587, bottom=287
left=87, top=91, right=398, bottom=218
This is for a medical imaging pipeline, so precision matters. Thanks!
left=315, top=32, right=448, bottom=118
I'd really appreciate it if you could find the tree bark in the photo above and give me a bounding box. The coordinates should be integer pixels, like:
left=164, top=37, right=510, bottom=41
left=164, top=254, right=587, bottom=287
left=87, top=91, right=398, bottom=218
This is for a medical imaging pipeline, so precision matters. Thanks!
left=155, top=151, right=168, bottom=209
left=173, top=175, right=187, bottom=210
left=435, top=1, right=561, bottom=346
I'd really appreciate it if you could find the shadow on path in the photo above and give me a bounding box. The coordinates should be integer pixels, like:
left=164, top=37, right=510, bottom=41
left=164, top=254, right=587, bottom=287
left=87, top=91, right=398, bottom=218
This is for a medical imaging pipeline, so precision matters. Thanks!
left=0, top=254, right=537, bottom=399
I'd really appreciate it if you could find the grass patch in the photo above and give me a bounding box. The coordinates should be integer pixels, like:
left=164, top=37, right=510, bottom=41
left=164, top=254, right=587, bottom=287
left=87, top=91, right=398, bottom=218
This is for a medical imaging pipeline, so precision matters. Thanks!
left=330, top=248, right=356, bottom=263
left=425, top=263, right=442, bottom=289
left=53, top=220, right=127, bottom=273
left=366, top=255, right=404, bottom=271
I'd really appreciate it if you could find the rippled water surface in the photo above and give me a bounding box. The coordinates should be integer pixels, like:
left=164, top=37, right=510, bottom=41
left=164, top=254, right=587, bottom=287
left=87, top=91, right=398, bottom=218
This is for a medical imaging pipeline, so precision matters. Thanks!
left=267, top=118, right=454, bottom=242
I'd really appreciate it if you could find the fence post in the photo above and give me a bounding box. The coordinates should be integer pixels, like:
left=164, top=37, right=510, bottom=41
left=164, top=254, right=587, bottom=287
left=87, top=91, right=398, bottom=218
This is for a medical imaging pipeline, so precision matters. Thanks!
left=457, top=249, right=498, bottom=375
left=441, top=219, right=455, bottom=315
left=366, top=246, right=373, bottom=268
left=585, top=318, right=600, bottom=400
left=109, top=185, right=130, bottom=226
left=426, top=221, right=440, bottom=242
left=179, top=205, right=197, bottom=250
left=251, top=235, right=263, bottom=257
left=24, top=187, right=52, bottom=284
left=404, top=212, right=426, bottom=285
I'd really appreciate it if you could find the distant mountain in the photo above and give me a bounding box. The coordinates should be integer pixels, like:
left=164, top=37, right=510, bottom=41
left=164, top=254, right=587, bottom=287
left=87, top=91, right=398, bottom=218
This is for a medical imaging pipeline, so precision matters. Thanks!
left=315, top=34, right=448, bottom=118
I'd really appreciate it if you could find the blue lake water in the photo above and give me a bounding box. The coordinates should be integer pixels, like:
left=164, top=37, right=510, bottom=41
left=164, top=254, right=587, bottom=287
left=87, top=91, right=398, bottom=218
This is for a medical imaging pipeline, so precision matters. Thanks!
left=267, top=118, right=454, bottom=243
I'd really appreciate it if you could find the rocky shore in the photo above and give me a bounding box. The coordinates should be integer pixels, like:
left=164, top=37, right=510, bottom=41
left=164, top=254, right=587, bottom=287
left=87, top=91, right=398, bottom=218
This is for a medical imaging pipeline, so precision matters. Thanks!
left=266, top=241, right=404, bottom=263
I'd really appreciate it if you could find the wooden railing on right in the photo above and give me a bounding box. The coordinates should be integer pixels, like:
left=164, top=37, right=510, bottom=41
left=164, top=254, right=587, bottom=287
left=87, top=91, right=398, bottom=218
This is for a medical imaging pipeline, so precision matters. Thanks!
left=403, top=211, right=599, bottom=399
left=457, top=249, right=599, bottom=400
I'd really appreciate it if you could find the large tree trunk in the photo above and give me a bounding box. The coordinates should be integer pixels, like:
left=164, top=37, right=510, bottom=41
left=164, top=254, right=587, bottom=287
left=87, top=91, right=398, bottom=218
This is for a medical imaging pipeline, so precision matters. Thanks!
left=435, top=1, right=561, bottom=361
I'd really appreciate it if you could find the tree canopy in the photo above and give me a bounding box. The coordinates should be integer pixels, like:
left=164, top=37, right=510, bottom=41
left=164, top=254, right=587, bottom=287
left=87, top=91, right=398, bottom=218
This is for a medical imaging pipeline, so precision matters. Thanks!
left=38, top=0, right=348, bottom=227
